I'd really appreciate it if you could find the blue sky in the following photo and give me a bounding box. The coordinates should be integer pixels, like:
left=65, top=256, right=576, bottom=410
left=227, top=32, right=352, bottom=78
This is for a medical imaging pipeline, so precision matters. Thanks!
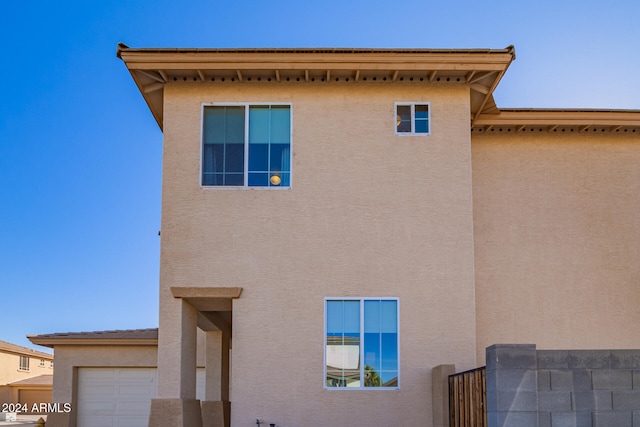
left=1, top=0, right=639, bottom=351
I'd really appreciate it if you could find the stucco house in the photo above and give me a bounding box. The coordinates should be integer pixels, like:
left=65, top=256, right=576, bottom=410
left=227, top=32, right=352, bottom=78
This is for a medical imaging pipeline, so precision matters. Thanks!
left=0, top=340, right=53, bottom=412
left=29, top=44, right=640, bottom=427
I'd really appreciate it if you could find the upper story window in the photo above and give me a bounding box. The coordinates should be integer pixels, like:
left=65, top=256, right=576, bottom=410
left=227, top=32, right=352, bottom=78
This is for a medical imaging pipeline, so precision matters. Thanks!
left=325, top=298, right=399, bottom=389
left=19, top=355, right=29, bottom=371
left=202, top=104, right=291, bottom=188
left=395, top=103, right=429, bottom=135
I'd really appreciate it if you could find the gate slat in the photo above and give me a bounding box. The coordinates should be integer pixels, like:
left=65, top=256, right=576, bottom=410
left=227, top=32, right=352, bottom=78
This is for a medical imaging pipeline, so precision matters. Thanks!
left=448, top=367, right=486, bottom=427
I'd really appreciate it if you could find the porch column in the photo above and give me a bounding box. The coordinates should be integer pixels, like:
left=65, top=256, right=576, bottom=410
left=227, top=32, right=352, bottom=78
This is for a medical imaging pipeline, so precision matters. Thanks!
left=159, top=287, right=241, bottom=427
left=148, top=297, right=202, bottom=427
left=202, top=330, right=231, bottom=427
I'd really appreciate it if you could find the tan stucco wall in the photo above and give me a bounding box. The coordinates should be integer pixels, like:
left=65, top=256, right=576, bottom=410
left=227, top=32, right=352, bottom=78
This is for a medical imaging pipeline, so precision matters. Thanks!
left=473, top=132, right=640, bottom=364
left=0, top=351, right=53, bottom=386
left=159, top=82, right=478, bottom=425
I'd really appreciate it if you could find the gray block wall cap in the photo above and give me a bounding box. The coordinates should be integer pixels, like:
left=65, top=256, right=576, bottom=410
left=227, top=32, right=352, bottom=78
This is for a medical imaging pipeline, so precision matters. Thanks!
left=487, top=344, right=537, bottom=351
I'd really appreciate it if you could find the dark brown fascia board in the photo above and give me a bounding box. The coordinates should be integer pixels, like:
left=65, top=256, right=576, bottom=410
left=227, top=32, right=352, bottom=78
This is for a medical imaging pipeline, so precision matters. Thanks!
left=475, top=109, right=640, bottom=127
left=116, top=43, right=515, bottom=59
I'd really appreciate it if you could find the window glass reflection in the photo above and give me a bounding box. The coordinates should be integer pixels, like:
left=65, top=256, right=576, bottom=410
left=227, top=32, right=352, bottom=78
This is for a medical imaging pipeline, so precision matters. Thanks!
left=326, top=298, right=398, bottom=389
left=396, top=105, right=411, bottom=133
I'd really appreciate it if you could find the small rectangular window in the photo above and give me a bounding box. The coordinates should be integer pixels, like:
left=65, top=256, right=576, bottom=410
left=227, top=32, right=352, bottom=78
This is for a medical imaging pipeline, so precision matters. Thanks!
left=202, top=104, right=291, bottom=187
left=39, top=359, right=45, bottom=367
left=325, top=298, right=399, bottom=389
left=19, top=355, right=29, bottom=371
left=395, top=103, right=430, bottom=135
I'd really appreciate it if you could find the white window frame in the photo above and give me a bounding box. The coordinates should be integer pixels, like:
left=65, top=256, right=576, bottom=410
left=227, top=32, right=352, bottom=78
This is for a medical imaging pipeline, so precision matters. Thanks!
left=200, top=102, right=293, bottom=189
left=39, top=359, right=45, bottom=367
left=395, top=102, right=430, bottom=136
left=19, top=355, right=29, bottom=371
left=324, top=297, right=400, bottom=390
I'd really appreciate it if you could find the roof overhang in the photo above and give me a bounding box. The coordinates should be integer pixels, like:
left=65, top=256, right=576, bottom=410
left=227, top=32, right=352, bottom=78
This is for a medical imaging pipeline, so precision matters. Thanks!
left=8, top=375, right=53, bottom=387
left=473, top=109, right=640, bottom=134
left=0, top=341, right=53, bottom=359
left=117, top=44, right=516, bottom=130
left=28, top=329, right=158, bottom=349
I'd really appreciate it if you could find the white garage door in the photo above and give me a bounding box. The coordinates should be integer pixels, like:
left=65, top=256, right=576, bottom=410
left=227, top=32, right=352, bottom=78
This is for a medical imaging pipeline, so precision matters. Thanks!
left=77, top=368, right=205, bottom=427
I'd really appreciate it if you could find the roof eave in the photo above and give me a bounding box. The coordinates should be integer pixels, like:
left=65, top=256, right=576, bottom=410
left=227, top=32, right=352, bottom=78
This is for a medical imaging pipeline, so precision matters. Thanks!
left=474, top=109, right=640, bottom=127
left=118, top=44, right=516, bottom=130
left=27, top=337, right=158, bottom=348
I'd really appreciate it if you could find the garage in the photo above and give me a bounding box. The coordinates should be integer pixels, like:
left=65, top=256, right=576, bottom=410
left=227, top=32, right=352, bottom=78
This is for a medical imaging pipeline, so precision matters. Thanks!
left=8, top=375, right=53, bottom=415
left=17, top=389, right=52, bottom=413
left=77, top=368, right=205, bottom=427
left=77, top=368, right=156, bottom=427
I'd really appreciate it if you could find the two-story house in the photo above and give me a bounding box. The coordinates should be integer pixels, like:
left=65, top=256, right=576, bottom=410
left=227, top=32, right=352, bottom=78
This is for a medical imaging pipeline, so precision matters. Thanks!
left=0, top=340, right=53, bottom=412
left=30, top=45, right=640, bottom=427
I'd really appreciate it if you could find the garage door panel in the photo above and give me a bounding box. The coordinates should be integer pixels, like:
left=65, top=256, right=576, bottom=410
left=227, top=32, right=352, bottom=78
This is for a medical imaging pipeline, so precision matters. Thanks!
left=79, top=400, right=117, bottom=414
left=116, top=399, right=153, bottom=414
left=116, top=370, right=155, bottom=381
left=78, top=368, right=204, bottom=427
left=76, top=415, right=116, bottom=427
left=82, top=370, right=118, bottom=381
left=18, top=390, right=52, bottom=413
left=117, top=384, right=154, bottom=395
left=116, top=417, right=148, bottom=427
left=82, top=385, right=117, bottom=397
left=78, top=369, right=156, bottom=427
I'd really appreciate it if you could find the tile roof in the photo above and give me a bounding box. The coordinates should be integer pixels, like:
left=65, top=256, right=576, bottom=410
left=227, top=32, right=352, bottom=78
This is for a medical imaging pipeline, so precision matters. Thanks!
left=8, top=375, right=53, bottom=387
left=0, top=340, right=53, bottom=359
left=30, top=328, right=158, bottom=340
left=28, top=328, right=158, bottom=348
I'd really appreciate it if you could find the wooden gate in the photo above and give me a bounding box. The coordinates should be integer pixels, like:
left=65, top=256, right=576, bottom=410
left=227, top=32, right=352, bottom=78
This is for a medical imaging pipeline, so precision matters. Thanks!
left=448, top=367, right=486, bottom=427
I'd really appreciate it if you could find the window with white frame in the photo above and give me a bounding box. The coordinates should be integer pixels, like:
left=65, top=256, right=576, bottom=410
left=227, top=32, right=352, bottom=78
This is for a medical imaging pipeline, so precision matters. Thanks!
left=325, top=298, right=399, bottom=389
left=39, top=359, right=45, bottom=367
left=202, top=104, right=291, bottom=187
left=19, top=355, right=29, bottom=371
left=395, top=103, right=429, bottom=135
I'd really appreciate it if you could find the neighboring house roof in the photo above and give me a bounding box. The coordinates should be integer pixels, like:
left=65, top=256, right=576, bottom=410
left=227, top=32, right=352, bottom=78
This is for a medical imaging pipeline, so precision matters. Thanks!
left=0, top=340, right=53, bottom=359
left=117, top=43, right=516, bottom=129
left=9, top=375, right=53, bottom=387
left=28, top=328, right=158, bottom=348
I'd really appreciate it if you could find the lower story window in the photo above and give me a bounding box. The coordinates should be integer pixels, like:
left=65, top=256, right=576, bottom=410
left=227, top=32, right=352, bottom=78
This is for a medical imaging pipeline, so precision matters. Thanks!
left=325, top=298, right=399, bottom=389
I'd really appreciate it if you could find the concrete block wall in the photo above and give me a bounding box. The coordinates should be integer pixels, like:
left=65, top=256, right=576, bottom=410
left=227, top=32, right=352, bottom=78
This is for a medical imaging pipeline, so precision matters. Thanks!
left=486, top=344, right=539, bottom=427
left=486, top=345, right=640, bottom=427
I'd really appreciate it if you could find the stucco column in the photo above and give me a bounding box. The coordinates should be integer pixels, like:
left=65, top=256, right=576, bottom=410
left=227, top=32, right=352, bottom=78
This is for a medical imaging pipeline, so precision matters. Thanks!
left=148, top=298, right=202, bottom=427
left=41, top=357, right=75, bottom=426
left=205, top=330, right=230, bottom=401
left=202, top=330, right=231, bottom=427
left=432, top=364, right=456, bottom=427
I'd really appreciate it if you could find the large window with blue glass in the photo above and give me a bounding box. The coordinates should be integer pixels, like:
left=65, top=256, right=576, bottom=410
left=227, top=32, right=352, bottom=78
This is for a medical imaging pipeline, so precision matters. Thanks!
left=325, top=298, right=399, bottom=389
left=202, top=104, right=291, bottom=187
